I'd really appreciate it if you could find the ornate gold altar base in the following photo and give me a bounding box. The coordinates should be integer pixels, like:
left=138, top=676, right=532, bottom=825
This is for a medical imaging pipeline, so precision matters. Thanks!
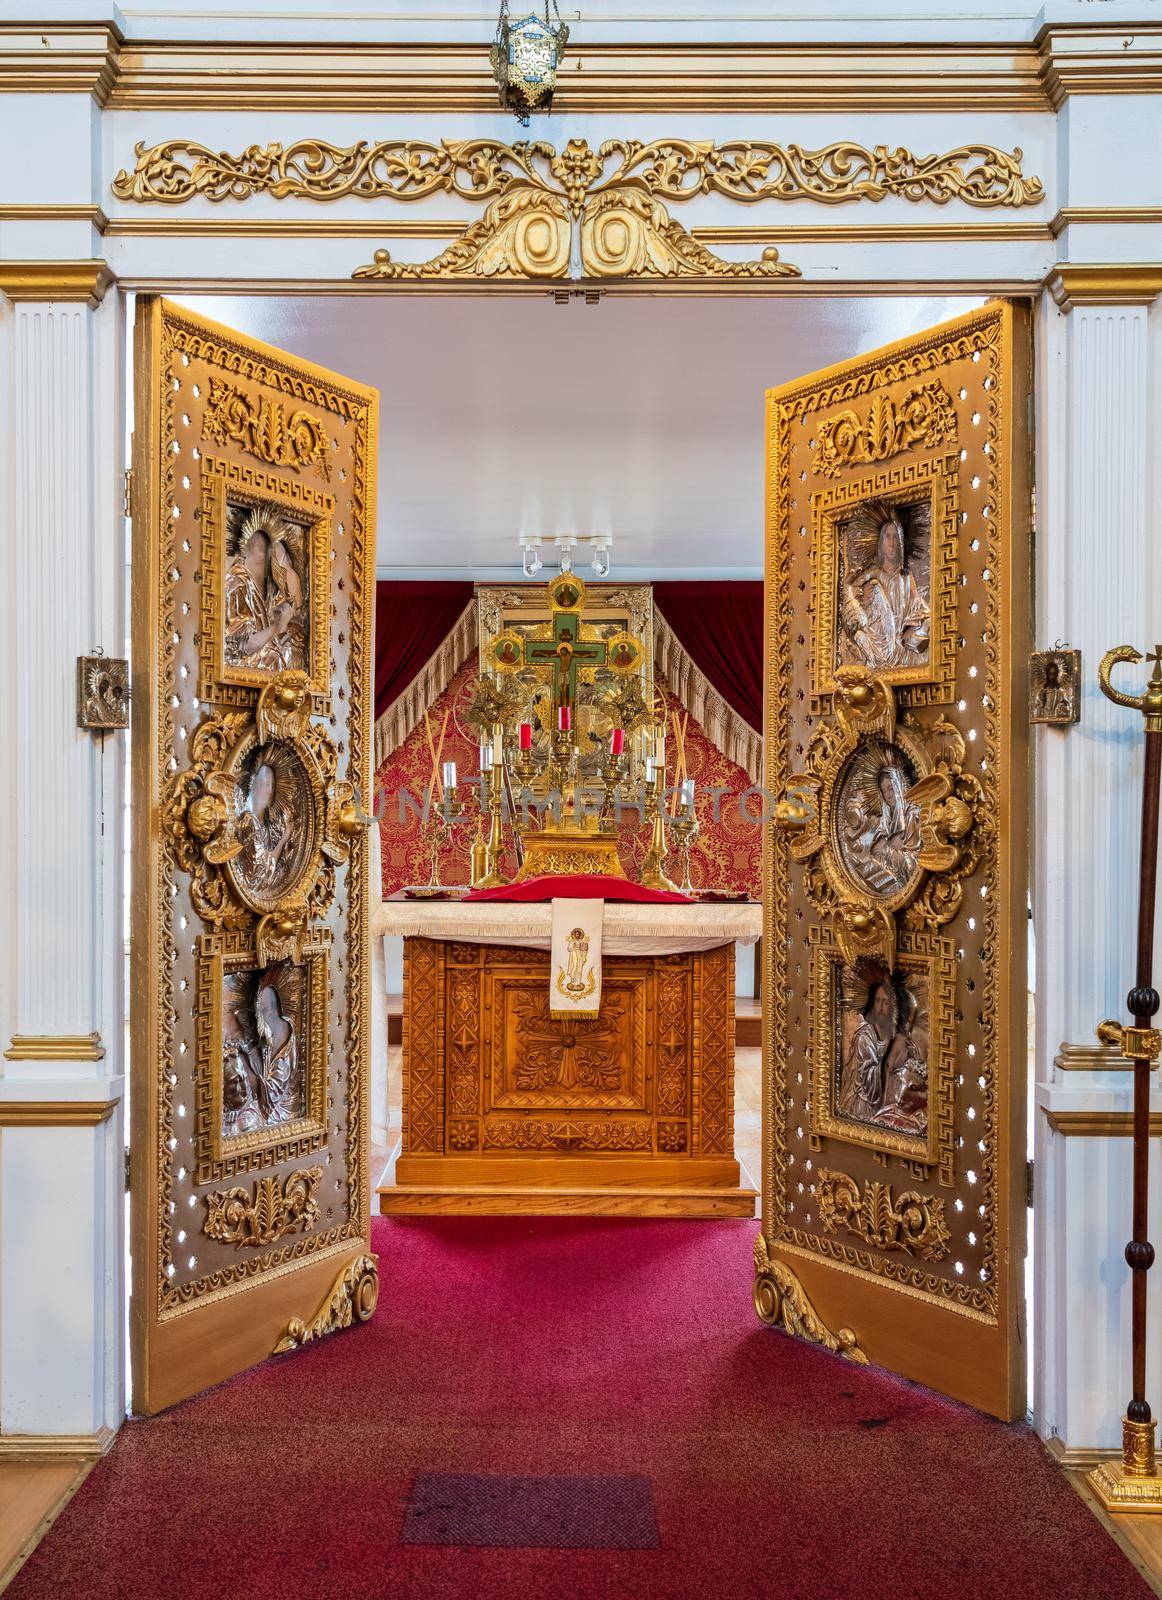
left=378, top=936, right=756, bottom=1219
left=512, top=821, right=627, bottom=883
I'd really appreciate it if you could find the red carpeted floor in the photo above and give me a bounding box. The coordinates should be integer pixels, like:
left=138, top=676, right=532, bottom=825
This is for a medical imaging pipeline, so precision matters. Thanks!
left=9, top=1217, right=1150, bottom=1600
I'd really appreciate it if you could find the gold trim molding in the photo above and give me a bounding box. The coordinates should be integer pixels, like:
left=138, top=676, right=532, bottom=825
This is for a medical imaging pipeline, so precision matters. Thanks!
left=273, top=1251, right=379, bottom=1352
left=0, top=1100, right=118, bottom=1127
left=0, top=261, right=114, bottom=306
left=753, top=1233, right=869, bottom=1364
left=4, top=1033, right=104, bottom=1061
left=5, top=28, right=1161, bottom=114
left=1044, top=1110, right=1162, bottom=1138
left=1046, top=263, right=1162, bottom=311
left=1056, top=1041, right=1134, bottom=1073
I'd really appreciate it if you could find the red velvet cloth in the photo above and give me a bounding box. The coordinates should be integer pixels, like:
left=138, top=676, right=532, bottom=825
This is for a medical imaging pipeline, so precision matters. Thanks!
left=374, top=580, right=474, bottom=721
left=465, top=873, right=689, bottom=904
left=653, top=580, right=763, bottom=733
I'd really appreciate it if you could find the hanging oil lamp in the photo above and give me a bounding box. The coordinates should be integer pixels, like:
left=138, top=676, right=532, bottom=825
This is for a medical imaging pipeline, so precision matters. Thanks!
left=490, top=1, right=570, bottom=125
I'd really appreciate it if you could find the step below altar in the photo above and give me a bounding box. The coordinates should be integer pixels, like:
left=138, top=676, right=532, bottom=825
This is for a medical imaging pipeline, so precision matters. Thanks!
left=373, top=899, right=760, bottom=1218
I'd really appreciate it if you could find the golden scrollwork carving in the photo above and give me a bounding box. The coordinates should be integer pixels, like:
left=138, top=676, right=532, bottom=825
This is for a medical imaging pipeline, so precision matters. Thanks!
left=273, top=1252, right=380, bottom=1352
left=203, top=1164, right=322, bottom=1248
left=112, top=136, right=1044, bottom=211
left=579, top=187, right=799, bottom=280
left=163, top=670, right=359, bottom=932
left=815, top=1167, right=951, bottom=1261
left=786, top=672, right=983, bottom=940
left=202, top=377, right=333, bottom=480
left=353, top=189, right=570, bottom=280
left=752, top=1234, right=869, bottom=1364
left=816, top=381, right=958, bottom=479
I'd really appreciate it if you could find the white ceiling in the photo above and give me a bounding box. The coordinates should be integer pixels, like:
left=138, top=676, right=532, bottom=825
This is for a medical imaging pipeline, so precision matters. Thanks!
left=174, top=291, right=985, bottom=579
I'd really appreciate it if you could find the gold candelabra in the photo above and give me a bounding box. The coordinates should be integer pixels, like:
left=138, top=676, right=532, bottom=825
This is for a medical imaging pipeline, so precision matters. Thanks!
left=669, top=806, right=699, bottom=895
left=474, top=762, right=509, bottom=891
left=640, top=772, right=679, bottom=894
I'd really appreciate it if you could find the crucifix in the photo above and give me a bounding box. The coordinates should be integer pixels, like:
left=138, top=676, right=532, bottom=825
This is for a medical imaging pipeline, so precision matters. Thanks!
left=522, top=608, right=608, bottom=708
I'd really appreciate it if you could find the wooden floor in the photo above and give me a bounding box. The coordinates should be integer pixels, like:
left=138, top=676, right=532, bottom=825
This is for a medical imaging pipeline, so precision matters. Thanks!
left=0, top=1462, right=91, bottom=1595
left=1063, top=1465, right=1162, bottom=1597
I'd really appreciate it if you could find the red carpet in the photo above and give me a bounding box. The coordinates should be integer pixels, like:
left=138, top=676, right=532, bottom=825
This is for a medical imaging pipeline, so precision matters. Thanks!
left=9, top=1217, right=1149, bottom=1600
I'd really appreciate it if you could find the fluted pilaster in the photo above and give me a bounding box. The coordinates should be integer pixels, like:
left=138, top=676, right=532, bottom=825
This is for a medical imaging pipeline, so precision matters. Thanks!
left=1034, top=297, right=1153, bottom=1063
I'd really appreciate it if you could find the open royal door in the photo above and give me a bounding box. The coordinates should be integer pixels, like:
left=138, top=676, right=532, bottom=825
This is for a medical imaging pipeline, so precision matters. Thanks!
left=130, top=299, right=379, bottom=1413
left=756, top=300, right=1032, bottom=1419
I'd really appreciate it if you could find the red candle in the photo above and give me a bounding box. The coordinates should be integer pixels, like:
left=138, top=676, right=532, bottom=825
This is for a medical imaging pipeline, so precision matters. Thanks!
left=610, top=728, right=625, bottom=756
left=558, top=705, right=571, bottom=732
left=518, top=722, right=532, bottom=750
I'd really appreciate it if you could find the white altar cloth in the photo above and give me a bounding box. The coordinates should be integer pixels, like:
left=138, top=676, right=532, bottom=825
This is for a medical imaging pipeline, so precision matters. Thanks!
left=372, top=898, right=762, bottom=956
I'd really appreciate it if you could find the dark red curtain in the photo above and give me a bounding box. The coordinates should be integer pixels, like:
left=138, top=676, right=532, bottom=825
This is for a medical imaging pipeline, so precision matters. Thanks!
left=652, top=581, right=763, bottom=733
left=375, top=580, right=474, bottom=719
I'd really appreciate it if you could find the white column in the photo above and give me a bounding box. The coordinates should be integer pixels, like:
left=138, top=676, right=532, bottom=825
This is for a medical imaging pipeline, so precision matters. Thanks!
left=0, top=272, right=126, bottom=1444
left=1034, top=284, right=1162, bottom=1451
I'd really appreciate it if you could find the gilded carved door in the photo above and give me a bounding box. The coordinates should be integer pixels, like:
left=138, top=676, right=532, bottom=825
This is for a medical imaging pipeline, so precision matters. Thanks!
left=758, top=301, right=1031, bottom=1419
left=130, top=299, right=378, bottom=1414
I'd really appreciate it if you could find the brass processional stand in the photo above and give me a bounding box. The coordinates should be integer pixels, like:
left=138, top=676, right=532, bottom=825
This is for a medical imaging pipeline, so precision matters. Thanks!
left=1090, top=645, right=1162, bottom=1513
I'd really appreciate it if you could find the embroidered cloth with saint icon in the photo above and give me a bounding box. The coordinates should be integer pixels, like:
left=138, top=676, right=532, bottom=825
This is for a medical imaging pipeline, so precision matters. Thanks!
left=550, top=898, right=603, bottom=1020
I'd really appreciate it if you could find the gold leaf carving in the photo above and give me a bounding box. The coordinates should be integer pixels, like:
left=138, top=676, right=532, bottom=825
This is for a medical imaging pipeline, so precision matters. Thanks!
left=203, top=1164, right=322, bottom=1248
left=752, top=1234, right=869, bottom=1363
left=202, top=377, right=332, bottom=480
left=816, top=382, right=958, bottom=478
left=816, top=1167, right=951, bottom=1261
left=273, top=1252, right=379, bottom=1352
left=580, top=187, right=799, bottom=280
left=113, top=137, right=1044, bottom=212
left=354, top=190, right=570, bottom=280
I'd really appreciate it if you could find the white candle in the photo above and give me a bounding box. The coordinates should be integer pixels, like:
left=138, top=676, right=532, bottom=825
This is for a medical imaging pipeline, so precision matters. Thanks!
left=644, top=756, right=657, bottom=781
left=492, top=728, right=503, bottom=766
left=442, top=760, right=457, bottom=792
left=479, top=742, right=490, bottom=773
left=681, top=777, right=695, bottom=810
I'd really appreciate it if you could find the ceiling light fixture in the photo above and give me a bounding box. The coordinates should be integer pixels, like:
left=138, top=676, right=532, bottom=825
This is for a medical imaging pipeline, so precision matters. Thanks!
left=588, top=536, right=611, bottom=578
left=490, top=2, right=570, bottom=126
left=554, top=534, right=577, bottom=574
left=519, top=535, right=543, bottom=577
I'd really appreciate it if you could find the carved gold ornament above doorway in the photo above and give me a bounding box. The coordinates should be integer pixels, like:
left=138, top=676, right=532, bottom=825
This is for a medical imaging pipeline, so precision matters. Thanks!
left=111, top=136, right=1045, bottom=283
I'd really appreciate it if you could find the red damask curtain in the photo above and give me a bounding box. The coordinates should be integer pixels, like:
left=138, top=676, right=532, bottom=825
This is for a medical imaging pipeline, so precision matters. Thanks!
left=652, top=581, right=763, bottom=733
left=375, top=580, right=474, bottom=720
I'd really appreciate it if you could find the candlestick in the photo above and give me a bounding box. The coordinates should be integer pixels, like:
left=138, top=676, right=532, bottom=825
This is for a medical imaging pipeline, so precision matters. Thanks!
left=474, top=760, right=508, bottom=891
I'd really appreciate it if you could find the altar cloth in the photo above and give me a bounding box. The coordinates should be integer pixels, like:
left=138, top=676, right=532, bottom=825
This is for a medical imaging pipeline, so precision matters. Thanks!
left=373, top=897, right=762, bottom=955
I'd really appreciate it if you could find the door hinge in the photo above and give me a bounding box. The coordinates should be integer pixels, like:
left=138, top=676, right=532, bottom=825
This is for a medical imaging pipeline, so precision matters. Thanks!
left=123, top=467, right=133, bottom=519
left=1025, top=1157, right=1034, bottom=1207
left=125, top=1147, right=132, bottom=1192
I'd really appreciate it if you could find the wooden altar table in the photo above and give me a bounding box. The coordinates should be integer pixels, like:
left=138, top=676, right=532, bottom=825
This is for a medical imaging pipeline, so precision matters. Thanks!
left=373, top=900, right=761, bottom=1217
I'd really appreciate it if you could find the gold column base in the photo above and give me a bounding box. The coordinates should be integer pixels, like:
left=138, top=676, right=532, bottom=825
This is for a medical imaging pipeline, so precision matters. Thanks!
left=1088, top=1418, right=1162, bottom=1513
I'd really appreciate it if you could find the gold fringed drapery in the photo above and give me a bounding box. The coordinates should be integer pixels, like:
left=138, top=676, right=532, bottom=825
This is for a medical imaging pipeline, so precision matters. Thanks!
left=653, top=605, right=763, bottom=784
left=373, top=600, right=477, bottom=769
